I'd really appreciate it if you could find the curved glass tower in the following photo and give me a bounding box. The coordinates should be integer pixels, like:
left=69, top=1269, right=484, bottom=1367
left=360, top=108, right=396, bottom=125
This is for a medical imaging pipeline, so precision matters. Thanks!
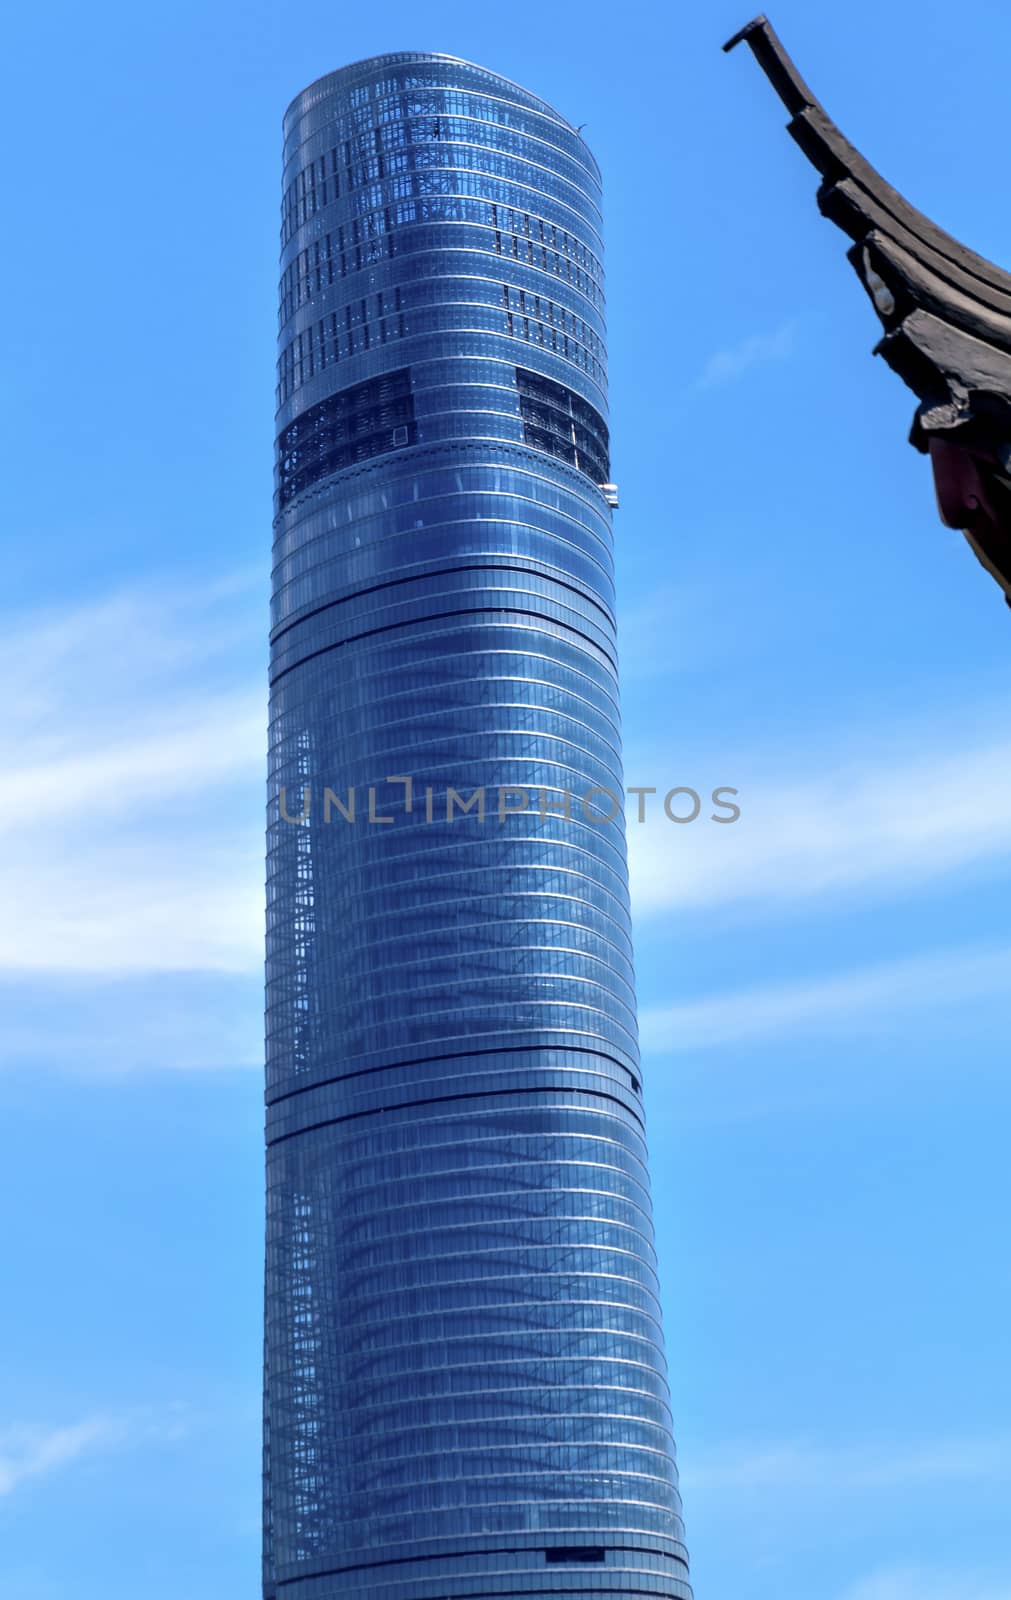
left=264, top=53, right=692, bottom=1600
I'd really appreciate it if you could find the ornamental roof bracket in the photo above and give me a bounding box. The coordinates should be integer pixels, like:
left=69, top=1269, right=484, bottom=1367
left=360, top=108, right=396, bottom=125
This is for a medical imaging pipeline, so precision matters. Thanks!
left=725, top=13, right=1011, bottom=606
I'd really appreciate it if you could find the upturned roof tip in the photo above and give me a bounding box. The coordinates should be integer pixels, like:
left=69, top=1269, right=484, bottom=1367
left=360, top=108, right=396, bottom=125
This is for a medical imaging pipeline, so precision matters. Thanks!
left=722, top=13, right=1011, bottom=605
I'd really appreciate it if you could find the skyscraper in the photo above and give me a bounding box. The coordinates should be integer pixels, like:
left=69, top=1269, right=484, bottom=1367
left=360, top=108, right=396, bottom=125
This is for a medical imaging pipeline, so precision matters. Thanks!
left=264, top=53, right=692, bottom=1600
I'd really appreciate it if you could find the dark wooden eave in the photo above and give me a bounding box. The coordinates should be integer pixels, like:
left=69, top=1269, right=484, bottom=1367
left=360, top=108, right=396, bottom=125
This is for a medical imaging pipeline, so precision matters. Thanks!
left=725, top=14, right=1011, bottom=606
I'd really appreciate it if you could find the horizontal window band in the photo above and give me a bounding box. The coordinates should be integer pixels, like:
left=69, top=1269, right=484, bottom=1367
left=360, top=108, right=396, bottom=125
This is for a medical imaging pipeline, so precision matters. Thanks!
left=266, top=1047, right=644, bottom=1113
left=269, top=561, right=616, bottom=647
left=268, top=602, right=617, bottom=686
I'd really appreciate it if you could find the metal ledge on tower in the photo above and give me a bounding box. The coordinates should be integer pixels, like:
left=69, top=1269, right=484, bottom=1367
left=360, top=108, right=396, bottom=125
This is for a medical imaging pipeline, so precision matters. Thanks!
left=725, top=13, right=1011, bottom=606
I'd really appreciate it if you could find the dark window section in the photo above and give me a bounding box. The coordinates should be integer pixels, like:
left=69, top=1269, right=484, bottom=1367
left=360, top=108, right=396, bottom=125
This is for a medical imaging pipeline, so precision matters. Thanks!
left=276, top=368, right=416, bottom=508
left=544, top=1548, right=607, bottom=1564
left=516, top=366, right=610, bottom=487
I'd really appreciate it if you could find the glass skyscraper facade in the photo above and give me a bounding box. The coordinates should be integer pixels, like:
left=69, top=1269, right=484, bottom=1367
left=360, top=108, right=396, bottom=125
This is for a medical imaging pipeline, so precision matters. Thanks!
left=264, top=53, right=692, bottom=1600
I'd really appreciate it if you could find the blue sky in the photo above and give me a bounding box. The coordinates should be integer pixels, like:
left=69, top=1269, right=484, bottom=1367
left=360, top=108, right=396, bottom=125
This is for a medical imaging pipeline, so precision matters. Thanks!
left=2, top=0, right=1011, bottom=1596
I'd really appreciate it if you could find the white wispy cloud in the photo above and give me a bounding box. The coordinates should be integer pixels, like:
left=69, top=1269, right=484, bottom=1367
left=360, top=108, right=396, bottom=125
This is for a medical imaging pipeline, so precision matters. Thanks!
left=840, top=1568, right=1011, bottom=1600
left=0, top=698, right=264, bottom=834
left=691, top=1434, right=1011, bottom=1495
left=689, top=1442, right=1011, bottom=1600
left=0, top=834, right=264, bottom=975
left=617, top=583, right=749, bottom=682
left=0, top=578, right=264, bottom=976
left=0, top=1408, right=190, bottom=1497
left=0, top=571, right=262, bottom=741
left=697, top=319, right=798, bottom=388
left=0, top=973, right=263, bottom=1073
left=627, top=729, right=1011, bottom=918
left=639, top=940, right=1011, bottom=1052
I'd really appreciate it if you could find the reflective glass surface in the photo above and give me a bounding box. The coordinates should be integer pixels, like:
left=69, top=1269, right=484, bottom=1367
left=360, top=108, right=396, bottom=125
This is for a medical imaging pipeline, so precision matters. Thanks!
left=264, top=52, right=692, bottom=1600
